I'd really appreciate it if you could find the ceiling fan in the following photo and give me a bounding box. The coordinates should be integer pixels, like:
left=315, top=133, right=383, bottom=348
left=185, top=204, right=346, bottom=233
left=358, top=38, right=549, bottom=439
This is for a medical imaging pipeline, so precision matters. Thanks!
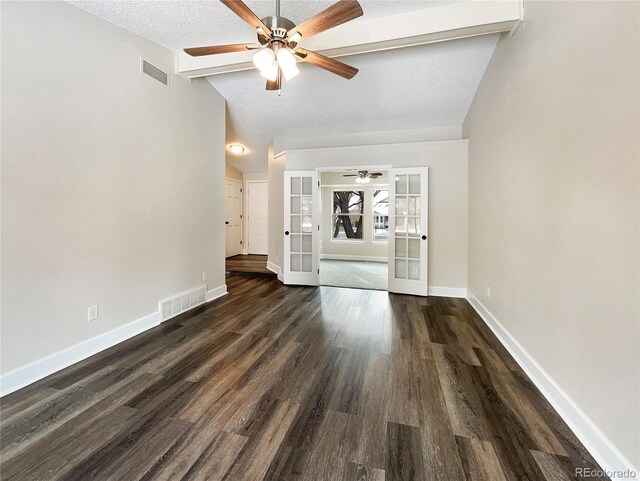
left=184, top=0, right=363, bottom=91
left=343, top=170, right=383, bottom=184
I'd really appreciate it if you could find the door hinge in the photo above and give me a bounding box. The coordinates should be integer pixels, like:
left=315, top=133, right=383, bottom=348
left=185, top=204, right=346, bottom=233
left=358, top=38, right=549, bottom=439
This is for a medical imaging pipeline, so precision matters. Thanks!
left=317, top=180, right=320, bottom=187
left=317, top=225, right=320, bottom=231
left=318, top=268, right=320, bottom=274
left=240, top=188, right=243, bottom=192
left=240, top=241, right=243, bottom=245
left=240, top=215, right=243, bottom=219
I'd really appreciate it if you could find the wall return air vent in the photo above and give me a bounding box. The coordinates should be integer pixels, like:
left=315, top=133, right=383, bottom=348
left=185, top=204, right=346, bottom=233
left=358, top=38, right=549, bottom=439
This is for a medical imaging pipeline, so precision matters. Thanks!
left=159, top=285, right=207, bottom=321
left=141, top=59, right=168, bottom=86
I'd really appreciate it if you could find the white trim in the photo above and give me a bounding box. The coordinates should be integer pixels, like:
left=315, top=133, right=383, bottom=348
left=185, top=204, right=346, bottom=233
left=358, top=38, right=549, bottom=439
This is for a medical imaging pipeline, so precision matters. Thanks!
left=206, top=284, right=228, bottom=302
left=428, top=286, right=467, bottom=298
left=289, top=139, right=466, bottom=155
left=320, top=254, right=388, bottom=263
left=0, top=284, right=230, bottom=397
left=467, top=291, right=639, bottom=481
left=0, top=311, right=160, bottom=397
left=267, top=261, right=285, bottom=283
left=266, top=261, right=281, bottom=275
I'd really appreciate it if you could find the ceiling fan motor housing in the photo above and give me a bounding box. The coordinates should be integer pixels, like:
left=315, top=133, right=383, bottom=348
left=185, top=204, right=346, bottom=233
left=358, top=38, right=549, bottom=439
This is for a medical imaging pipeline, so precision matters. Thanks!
left=258, top=16, right=296, bottom=44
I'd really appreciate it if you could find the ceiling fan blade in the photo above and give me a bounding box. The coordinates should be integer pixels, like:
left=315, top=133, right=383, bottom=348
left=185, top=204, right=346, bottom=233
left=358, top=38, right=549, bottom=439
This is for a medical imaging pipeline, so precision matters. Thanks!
left=184, top=43, right=259, bottom=57
left=288, top=0, right=363, bottom=41
left=266, top=68, right=283, bottom=91
left=369, top=173, right=383, bottom=177
left=342, top=174, right=358, bottom=177
left=295, top=48, right=358, bottom=79
left=220, top=0, right=272, bottom=37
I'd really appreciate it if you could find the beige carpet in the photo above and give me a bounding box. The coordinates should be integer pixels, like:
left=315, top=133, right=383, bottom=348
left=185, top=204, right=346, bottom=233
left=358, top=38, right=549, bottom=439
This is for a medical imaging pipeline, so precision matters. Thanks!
left=319, top=259, right=388, bottom=291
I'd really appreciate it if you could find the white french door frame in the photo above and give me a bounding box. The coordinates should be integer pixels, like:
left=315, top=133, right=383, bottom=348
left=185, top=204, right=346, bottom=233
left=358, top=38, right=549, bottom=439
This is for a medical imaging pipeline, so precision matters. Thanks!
left=283, top=171, right=319, bottom=285
left=388, top=167, right=429, bottom=296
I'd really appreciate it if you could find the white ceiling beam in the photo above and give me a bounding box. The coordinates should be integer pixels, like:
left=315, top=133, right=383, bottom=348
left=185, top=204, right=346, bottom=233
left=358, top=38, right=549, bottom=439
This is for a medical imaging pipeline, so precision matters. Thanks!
left=177, top=0, right=523, bottom=79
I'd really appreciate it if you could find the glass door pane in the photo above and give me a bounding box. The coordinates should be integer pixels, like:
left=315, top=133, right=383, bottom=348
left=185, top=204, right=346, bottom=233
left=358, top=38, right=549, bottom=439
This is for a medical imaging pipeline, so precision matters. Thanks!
left=389, top=168, right=428, bottom=296
left=284, top=171, right=318, bottom=285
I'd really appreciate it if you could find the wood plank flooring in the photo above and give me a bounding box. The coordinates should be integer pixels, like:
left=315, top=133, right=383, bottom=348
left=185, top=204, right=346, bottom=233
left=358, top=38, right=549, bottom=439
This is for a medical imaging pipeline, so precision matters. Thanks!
left=0, top=275, right=608, bottom=481
left=226, top=255, right=275, bottom=277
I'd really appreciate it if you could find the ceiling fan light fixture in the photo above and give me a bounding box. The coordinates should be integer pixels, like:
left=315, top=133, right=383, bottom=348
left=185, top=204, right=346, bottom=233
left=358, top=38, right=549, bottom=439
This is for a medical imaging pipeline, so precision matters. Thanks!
left=288, top=31, right=302, bottom=43
left=259, top=60, right=279, bottom=81
left=276, top=48, right=300, bottom=80
left=253, top=48, right=276, bottom=72
left=356, top=176, right=370, bottom=184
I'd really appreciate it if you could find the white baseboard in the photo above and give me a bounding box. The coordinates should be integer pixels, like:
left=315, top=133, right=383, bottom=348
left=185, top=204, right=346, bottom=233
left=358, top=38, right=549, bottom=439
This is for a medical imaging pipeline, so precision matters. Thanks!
left=467, top=291, right=639, bottom=480
left=320, top=254, right=388, bottom=263
left=206, top=284, right=228, bottom=302
left=0, top=283, right=230, bottom=398
left=428, top=286, right=467, bottom=298
left=266, top=261, right=285, bottom=282
left=0, top=311, right=160, bottom=397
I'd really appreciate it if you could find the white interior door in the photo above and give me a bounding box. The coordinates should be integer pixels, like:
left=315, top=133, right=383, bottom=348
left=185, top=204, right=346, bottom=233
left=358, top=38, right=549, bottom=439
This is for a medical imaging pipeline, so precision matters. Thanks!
left=247, top=181, right=268, bottom=255
left=284, top=171, right=319, bottom=286
left=388, top=168, right=428, bottom=296
left=225, top=179, right=242, bottom=258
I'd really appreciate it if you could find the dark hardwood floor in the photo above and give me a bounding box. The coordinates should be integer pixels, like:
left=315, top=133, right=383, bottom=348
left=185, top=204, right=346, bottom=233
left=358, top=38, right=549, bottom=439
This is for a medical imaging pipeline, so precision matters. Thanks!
left=0, top=275, right=607, bottom=481
left=226, top=254, right=275, bottom=277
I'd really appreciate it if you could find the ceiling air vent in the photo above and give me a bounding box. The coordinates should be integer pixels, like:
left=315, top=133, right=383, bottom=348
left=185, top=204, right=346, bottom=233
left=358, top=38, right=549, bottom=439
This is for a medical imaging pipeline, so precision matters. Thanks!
left=141, top=59, right=168, bottom=86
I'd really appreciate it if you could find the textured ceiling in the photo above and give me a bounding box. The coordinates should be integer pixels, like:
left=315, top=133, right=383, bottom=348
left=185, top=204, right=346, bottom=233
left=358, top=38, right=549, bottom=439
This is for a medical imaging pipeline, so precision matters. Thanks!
left=67, top=0, right=455, bottom=51
left=214, top=34, right=499, bottom=172
left=67, top=1, right=497, bottom=173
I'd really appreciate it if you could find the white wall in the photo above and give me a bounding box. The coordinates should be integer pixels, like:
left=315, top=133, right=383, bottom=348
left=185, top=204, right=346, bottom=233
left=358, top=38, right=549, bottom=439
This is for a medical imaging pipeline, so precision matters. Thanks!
left=270, top=140, right=468, bottom=291
left=463, top=0, right=639, bottom=471
left=225, top=162, right=243, bottom=181
left=320, top=172, right=389, bottom=261
left=267, top=147, right=285, bottom=272
left=1, top=2, right=226, bottom=376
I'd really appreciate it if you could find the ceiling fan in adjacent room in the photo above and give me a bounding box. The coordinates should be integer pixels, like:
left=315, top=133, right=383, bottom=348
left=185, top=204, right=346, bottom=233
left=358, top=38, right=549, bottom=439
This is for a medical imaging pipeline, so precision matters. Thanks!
left=343, top=171, right=383, bottom=184
left=184, top=0, right=363, bottom=91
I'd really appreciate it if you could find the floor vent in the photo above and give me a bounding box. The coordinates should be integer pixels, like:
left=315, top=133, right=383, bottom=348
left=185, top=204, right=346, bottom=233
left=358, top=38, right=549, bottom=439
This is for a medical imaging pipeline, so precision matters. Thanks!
left=159, top=285, right=207, bottom=321
left=141, top=59, right=168, bottom=86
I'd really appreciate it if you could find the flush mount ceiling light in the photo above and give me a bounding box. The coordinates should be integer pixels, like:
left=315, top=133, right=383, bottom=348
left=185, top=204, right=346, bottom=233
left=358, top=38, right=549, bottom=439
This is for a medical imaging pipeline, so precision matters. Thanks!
left=183, top=0, right=363, bottom=92
left=228, top=144, right=246, bottom=155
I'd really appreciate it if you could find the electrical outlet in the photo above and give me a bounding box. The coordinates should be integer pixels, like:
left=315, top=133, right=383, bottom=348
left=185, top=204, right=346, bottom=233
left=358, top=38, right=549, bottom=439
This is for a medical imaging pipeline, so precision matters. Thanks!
left=202, top=271, right=208, bottom=282
left=88, top=304, right=99, bottom=321
left=486, top=287, right=491, bottom=298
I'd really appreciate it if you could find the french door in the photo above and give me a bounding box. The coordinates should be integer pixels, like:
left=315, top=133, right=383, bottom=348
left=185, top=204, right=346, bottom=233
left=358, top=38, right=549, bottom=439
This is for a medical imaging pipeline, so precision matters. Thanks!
left=388, top=168, right=428, bottom=296
left=283, top=171, right=319, bottom=285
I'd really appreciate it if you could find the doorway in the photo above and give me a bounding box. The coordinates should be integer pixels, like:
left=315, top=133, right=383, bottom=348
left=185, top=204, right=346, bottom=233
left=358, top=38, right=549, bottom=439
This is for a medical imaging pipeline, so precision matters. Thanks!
left=225, top=178, right=242, bottom=258
left=318, top=170, right=389, bottom=291
left=282, top=167, right=429, bottom=297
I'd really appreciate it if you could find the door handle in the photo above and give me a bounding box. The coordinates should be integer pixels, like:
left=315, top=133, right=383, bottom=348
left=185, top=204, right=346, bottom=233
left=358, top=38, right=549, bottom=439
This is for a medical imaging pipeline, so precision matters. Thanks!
left=285, top=231, right=290, bottom=235
left=225, top=221, right=229, bottom=225
left=421, top=235, right=427, bottom=240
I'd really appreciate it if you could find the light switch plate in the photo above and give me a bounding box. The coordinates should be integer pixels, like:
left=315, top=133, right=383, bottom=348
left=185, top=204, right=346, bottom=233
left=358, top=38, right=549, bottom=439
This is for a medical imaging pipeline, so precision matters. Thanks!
left=88, top=304, right=99, bottom=321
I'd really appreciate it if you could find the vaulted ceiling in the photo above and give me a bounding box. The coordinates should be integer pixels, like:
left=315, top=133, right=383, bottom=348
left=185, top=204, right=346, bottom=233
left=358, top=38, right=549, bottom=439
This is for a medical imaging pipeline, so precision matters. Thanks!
left=68, top=1, right=499, bottom=172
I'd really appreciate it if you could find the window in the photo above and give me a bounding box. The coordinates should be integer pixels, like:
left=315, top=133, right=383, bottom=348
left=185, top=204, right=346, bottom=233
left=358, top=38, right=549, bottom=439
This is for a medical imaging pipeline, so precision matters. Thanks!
left=333, top=190, right=364, bottom=240
left=373, top=190, right=389, bottom=241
